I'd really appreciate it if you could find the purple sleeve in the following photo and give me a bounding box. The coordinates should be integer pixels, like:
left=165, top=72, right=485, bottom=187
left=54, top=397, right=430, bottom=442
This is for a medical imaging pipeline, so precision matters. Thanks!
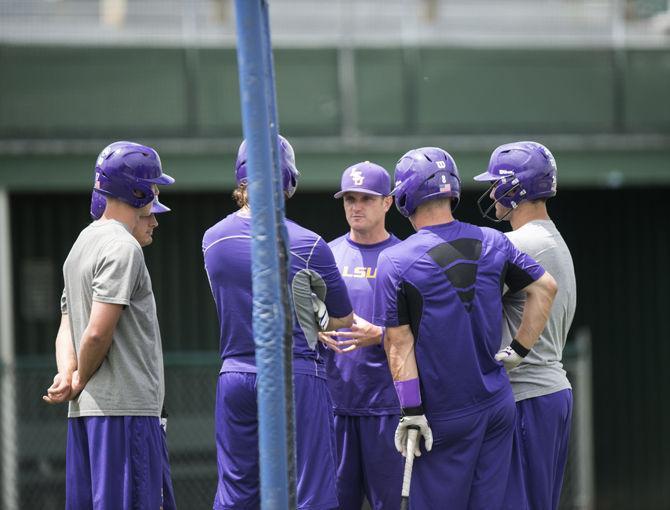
left=202, top=228, right=214, bottom=254
left=311, top=238, right=352, bottom=318
left=502, top=235, right=545, bottom=293
left=372, top=252, right=401, bottom=327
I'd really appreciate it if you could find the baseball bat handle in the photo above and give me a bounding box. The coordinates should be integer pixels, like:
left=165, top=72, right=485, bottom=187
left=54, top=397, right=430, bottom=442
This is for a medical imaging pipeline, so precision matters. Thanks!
left=401, top=426, right=420, bottom=503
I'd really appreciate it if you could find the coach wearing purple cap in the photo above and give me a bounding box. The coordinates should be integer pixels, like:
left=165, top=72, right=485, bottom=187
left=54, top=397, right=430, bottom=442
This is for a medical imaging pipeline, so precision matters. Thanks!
left=43, top=141, right=175, bottom=509
left=321, top=161, right=404, bottom=509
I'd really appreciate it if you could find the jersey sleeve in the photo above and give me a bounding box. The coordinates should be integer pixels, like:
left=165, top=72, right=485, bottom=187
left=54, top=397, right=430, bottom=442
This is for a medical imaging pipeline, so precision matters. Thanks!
left=309, top=237, right=352, bottom=318
left=501, top=234, right=546, bottom=293
left=202, top=227, right=214, bottom=255
left=372, top=251, right=402, bottom=327
left=92, top=240, right=144, bottom=306
left=201, top=230, right=214, bottom=291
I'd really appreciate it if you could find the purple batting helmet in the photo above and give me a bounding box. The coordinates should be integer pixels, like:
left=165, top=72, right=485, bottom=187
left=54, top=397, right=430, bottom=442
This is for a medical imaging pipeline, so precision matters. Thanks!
left=235, top=134, right=300, bottom=198
left=391, top=147, right=461, bottom=217
left=473, top=141, right=557, bottom=222
left=92, top=141, right=174, bottom=210
left=90, top=193, right=171, bottom=220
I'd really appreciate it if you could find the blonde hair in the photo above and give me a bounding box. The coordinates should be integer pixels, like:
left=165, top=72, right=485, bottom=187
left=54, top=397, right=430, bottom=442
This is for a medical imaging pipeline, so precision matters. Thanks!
left=232, top=183, right=249, bottom=208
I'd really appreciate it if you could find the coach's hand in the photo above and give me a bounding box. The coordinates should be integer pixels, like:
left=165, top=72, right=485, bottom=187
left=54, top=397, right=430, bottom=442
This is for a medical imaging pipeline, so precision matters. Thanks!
left=495, top=339, right=530, bottom=370
left=318, top=332, right=346, bottom=353
left=395, top=415, right=433, bottom=457
left=322, top=314, right=383, bottom=352
left=311, top=292, right=330, bottom=331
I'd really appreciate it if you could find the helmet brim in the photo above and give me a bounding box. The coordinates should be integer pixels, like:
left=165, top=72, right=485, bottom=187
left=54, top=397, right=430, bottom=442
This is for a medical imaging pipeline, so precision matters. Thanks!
left=151, top=198, right=171, bottom=214
left=473, top=171, right=496, bottom=182
left=147, top=173, right=175, bottom=185
left=389, top=185, right=403, bottom=197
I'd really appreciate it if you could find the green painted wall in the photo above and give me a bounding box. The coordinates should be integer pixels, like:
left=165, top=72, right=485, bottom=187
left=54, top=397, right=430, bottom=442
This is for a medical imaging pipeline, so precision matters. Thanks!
left=2, top=45, right=669, bottom=138
left=415, top=49, right=616, bottom=133
left=0, top=46, right=189, bottom=137
left=1, top=44, right=668, bottom=189
left=623, top=49, right=670, bottom=131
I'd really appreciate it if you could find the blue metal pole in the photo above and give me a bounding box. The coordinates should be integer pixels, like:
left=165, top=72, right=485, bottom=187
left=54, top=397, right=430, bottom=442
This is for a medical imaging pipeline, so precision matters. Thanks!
left=259, top=2, right=298, bottom=507
left=233, top=1, right=289, bottom=509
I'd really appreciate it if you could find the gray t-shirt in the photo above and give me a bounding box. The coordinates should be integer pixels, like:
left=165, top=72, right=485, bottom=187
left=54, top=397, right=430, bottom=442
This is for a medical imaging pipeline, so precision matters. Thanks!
left=502, top=219, right=576, bottom=402
left=61, top=220, right=164, bottom=417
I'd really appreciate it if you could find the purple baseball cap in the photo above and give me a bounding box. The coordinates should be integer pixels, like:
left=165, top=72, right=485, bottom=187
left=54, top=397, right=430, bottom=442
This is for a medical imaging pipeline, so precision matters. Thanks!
left=333, top=161, right=391, bottom=199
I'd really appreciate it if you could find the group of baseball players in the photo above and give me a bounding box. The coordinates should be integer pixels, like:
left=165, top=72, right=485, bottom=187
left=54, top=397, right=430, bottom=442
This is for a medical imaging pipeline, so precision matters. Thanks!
left=43, top=134, right=576, bottom=510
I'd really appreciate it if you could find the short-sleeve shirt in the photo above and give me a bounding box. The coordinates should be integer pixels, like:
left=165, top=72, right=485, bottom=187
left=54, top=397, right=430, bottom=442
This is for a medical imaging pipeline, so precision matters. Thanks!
left=502, top=220, right=576, bottom=401
left=326, top=233, right=401, bottom=416
left=62, top=220, right=164, bottom=418
left=373, top=220, right=544, bottom=420
left=202, top=211, right=353, bottom=378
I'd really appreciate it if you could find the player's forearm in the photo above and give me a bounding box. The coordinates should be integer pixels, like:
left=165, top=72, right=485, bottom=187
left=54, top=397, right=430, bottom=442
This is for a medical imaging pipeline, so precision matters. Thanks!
left=54, top=314, right=77, bottom=376
left=76, top=329, right=113, bottom=384
left=327, top=311, right=354, bottom=331
left=516, top=272, right=557, bottom=349
left=55, top=338, right=77, bottom=378
left=385, top=325, right=418, bottom=382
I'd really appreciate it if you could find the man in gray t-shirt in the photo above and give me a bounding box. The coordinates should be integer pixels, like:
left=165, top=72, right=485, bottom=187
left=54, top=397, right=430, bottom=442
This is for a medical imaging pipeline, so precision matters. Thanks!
left=88, top=184, right=178, bottom=510
left=42, top=141, right=175, bottom=509
left=475, top=141, right=576, bottom=510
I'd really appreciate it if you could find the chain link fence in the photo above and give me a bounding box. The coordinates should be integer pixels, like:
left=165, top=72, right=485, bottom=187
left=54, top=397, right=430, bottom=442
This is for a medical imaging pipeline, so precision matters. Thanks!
left=2, top=334, right=592, bottom=509
left=2, top=353, right=220, bottom=510
left=559, top=328, right=595, bottom=510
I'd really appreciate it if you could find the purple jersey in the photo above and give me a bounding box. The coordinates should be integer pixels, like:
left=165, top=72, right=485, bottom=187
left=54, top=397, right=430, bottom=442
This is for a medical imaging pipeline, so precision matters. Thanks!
left=373, top=220, right=544, bottom=419
left=327, top=233, right=401, bottom=415
left=203, top=211, right=352, bottom=376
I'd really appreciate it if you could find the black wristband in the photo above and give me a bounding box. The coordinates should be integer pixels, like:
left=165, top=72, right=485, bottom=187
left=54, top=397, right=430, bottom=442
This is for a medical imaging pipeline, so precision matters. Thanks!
left=510, top=339, right=530, bottom=358
left=401, top=405, right=425, bottom=417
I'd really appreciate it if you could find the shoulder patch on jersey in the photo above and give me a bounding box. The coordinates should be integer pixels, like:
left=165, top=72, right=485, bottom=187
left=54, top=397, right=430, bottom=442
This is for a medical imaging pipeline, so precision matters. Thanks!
left=427, top=239, right=482, bottom=312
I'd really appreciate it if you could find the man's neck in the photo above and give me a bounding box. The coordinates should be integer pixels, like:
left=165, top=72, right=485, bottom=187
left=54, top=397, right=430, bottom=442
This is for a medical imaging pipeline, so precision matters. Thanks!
left=101, top=201, right=139, bottom=232
left=510, top=202, right=550, bottom=230
left=349, top=227, right=390, bottom=245
left=411, top=205, right=455, bottom=231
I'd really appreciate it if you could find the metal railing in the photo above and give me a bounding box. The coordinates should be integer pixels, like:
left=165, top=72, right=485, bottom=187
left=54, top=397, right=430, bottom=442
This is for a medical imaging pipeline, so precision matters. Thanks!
left=0, top=0, right=668, bottom=47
